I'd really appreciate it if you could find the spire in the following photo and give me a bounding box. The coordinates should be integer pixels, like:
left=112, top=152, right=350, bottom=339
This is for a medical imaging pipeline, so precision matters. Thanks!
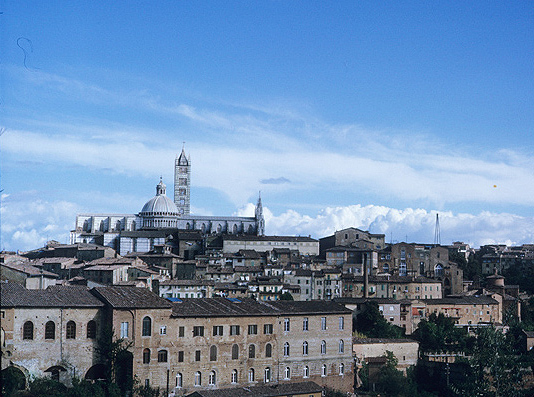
left=178, top=144, right=189, bottom=166
left=255, top=192, right=265, bottom=236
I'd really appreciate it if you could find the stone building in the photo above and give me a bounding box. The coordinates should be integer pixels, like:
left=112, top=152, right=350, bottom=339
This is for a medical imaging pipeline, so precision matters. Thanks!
left=90, top=288, right=353, bottom=395
left=353, top=338, right=419, bottom=374
left=1, top=283, right=105, bottom=384
left=0, top=261, right=59, bottom=289
left=341, top=274, right=442, bottom=300
left=222, top=235, right=319, bottom=257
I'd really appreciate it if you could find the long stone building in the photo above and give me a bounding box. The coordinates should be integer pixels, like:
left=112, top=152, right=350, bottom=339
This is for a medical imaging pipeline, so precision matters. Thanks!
left=2, top=283, right=354, bottom=395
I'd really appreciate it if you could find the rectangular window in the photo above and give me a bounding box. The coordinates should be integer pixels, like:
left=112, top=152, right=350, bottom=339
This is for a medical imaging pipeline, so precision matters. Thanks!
left=248, top=324, right=258, bottom=335
left=213, top=325, right=223, bottom=336
left=160, top=326, right=166, bottom=335
left=195, top=350, right=201, bottom=361
left=120, top=322, right=129, bottom=339
left=230, top=325, right=240, bottom=336
left=339, top=316, right=344, bottom=330
left=193, top=326, right=204, bottom=337
left=264, top=324, right=273, bottom=334
left=158, top=350, right=168, bottom=362
left=321, top=317, right=327, bottom=330
left=178, top=351, right=184, bottom=362
left=284, top=318, right=290, bottom=332
left=179, top=326, right=185, bottom=337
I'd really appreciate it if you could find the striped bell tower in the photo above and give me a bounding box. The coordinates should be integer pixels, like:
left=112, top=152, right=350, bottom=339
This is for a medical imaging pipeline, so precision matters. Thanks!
left=174, top=145, right=191, bottom=216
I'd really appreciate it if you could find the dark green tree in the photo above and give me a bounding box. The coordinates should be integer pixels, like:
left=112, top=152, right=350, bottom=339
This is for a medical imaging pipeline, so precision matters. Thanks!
left=375, top=351, right=418, bottom=396
left=413, top=313, right=472, bottom=353
left=280, top=291, right=294, bottom=300
left=1, top=366, right=26, bottom=396
left=356, top=302, right=404, bottom=338
left=467, top=325, right=527, bottom=396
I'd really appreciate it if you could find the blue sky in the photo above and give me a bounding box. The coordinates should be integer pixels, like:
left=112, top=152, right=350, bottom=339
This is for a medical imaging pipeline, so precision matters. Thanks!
left=1, top=1, right=533, bottom=251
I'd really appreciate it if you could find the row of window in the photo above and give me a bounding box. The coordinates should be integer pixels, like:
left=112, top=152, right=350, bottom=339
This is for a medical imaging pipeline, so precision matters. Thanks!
left=22, top=320, right=96, bottom=340
left=173, top=363, right=346, bottom=389
left=142, top=339, right=345, bottom=364
left=139, top=316, right=345, bottom=337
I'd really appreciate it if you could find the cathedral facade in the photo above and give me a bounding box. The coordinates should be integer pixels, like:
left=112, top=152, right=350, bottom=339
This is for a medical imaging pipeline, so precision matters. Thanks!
left=70, top=148, right=264, bottom=255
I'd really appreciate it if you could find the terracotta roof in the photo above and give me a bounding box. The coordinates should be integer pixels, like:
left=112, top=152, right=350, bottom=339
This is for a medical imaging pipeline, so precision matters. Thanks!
left=171, top=298, right=350, bottom=317
left=1, top=262, right=59, bottom=278
left=185, top=381, right=322, bottom=397
left=353, top=338, right=419, bottom=344
left=222, top=235, right=318, bottom=243
left=91, top=286, right=172, bottom=309
left=1, top=282, right=103, bottom=308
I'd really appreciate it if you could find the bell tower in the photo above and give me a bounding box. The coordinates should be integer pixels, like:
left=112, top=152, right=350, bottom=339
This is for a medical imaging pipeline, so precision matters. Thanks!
left=174, top=145, right=191, bottom=216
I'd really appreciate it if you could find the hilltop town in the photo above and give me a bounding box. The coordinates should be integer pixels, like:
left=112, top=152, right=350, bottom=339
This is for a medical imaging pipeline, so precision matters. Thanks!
left=2, top=151, right=534, bottom=396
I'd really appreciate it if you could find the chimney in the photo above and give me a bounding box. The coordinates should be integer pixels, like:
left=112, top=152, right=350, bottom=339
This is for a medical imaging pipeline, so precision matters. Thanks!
left=364, top=252, right=369, bottom=298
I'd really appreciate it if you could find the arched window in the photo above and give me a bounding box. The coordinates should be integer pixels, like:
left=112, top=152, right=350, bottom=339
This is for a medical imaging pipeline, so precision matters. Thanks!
left=232, top=344, right=239, bottom=360
left=176, top=373, right=182, bottom=388
left=209, top=370, right=216, bottom=386
left=283, top=342, right=290, bottom=356
left=87, top=320, right=97, bottom=339
left=265, top=343, right=272, bottom=358
left=264, top=367, right=271, bottom=383
left=142, top=316, right=151, bottom=336
left=339, top=339, right=344, bottom=353
left=195, top=371, right=201, bottom=386
left=303, top=341, right=308, bottom=355
left=158, top=350, right=168, bottom=362
left=210, top=345, right=217, bottom=361
left=339, top=363, right=345, bottom=375
left=233, top=224, right=238, bottom=234
left=303, top=366, right=309, bottom=378
left=284, top=367, right=291, bottom=379
left=23, top=321, right=34, bottom=340
left=321, top=364, right=327, bottom=377
left=45, top=321, right=55, bottom=340
left=321, top=340, right=326, bottom=354
left=435, top=264, right=444, bottom=278
left=249, top=344, right=255, bottom=358
left=66, top=321, right=76, bottom=339
left=231, top=369, right=238, bottom=383
left=143, top=348, right=150, bottom=364
left=248, top=368, right=255, bottom=382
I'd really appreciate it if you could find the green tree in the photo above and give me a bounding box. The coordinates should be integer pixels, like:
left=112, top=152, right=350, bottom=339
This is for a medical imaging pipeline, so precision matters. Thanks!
left=467, top=325, right=526, bottom=396
left=280, top=291, right=294, bottom=300
left=356, top=302, right=404, bottom=338
left=375, top=351, right=418, bottom=396
left=413, top=313, right=472, bottom=353
left=1, top=366, right=26, bottom=397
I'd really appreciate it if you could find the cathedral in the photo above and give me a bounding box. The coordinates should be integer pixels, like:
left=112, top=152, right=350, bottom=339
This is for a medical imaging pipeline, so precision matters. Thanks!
left=70, top=147, right=265, bottom=255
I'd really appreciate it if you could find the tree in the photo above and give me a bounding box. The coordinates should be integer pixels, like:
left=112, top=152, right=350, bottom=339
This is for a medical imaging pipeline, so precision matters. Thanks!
left=375, top=351, right=418, bottom=396
left=413, top=313, right=472, bottom=353
left=280, top=291, right=294, bottom=300
left=1, top=366, right=26, bottom=396
left=467, top=325, right=527, bottom=396
left=356, top=302, right=404, bottom=338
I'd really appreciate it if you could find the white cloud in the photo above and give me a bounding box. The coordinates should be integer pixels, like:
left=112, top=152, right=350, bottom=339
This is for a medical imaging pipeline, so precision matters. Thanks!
left=260, top=204, right=534, bottom=248
left=1, top=196, right=80, bottom=251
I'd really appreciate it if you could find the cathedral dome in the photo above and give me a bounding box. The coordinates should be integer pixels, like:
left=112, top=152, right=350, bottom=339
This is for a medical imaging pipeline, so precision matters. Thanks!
left=141, top=195, right=179, bottom=215
left=140, top=178, right=179, bottom=217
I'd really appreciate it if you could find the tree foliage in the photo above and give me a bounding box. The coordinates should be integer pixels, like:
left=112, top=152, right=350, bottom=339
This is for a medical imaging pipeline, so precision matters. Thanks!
left=413, top=313, right=472, bottom=353
left=356, top=302, right=404, bottom=338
